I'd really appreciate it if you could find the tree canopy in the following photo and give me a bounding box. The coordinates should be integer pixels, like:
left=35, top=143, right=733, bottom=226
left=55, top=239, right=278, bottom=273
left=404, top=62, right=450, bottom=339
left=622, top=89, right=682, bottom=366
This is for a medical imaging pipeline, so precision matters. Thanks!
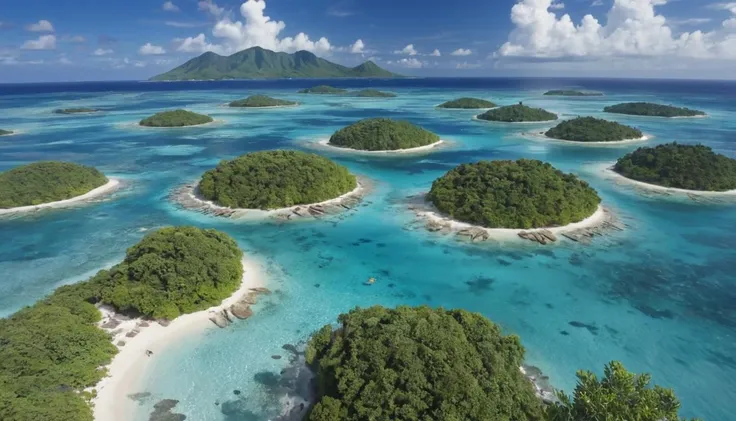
left=139, top=109, right=213, bottom=127
left=427, top=159, right=601, bottom=229
left=604, top=102, right=705, bottom=117
left=228, top=95, right=297, bottom=107
left=438, top=97, right=497, bottom=109
left=477, top=104, right=558, bottom=122
left=0, top=129, right=13, bottom=136
left=298, top=85, right=348, bottom=94
left=198, top=150, right=357, bottom=209
left=54, top=108, right=98, bottom=114
left=305, top=305, right=544, bottom=421
left=545, top=117, right=642, bottom=142
left=329, top=118, right=440, bottom=151
left=0, top=161, right=108, bottom=209
left=614, top=142, right=736, bottom=191
left=543, top=90, right=603, bottom=97
left=352, top=89, right=397, bottom=98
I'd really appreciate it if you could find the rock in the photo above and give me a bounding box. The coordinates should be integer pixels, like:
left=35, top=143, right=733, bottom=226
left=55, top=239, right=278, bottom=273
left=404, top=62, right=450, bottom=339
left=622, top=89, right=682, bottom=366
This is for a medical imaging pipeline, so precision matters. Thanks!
left=209, top=312, right=230, bottom=328
left=271, top=355, right=282, bottom=360
left=222, top=309, right=234, bottom=323
left=539, top=229, right=557, bottom=242
left=425, top=220, right=444, bottom=232
left=250, top=287, right=272, bottom=294
left=117, top=340, right=127, bottom=347
left=282, top=344, right=299, bottom=354
left=233, top=390, right=241, bottom=395
left=101, top=318, right=121, bottom=329
left=138, top=321, right=150, bottom=328
left=230, top=303, right=253, bottom=319
left=157, top=319, right=171, bottom=327
left=240, top=292, right=259, bottom=305
left=125, top=329, right=140, bottom=338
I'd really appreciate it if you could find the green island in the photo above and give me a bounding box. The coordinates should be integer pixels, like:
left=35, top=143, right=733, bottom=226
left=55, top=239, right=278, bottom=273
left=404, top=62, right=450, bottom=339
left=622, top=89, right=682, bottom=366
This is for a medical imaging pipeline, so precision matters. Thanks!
left=53, top=108, right=99, bottom=114
left=329, top=118, right=440, bottom=151
left=139, top=109, right=214, bottom=127
left=613, top=143, right=736, bottom=191
left=0, top=226, right=243, bottom=421
left=228, top=95, right=297, bottom=108
left=477, top=103, right=558, bottom=122
left=198, top=150, right=357, bottom=210
left=604, top=102, right=705, bottom=118
left=298, top=85, right=348, bottom=94
left=305, top=305, right=697, bottom=421
left=0, top=161, right=108, bottom=209
left=544, top=90, right=603, bottom=97
left=427, top=159, right=600, bottom=229
left=352, top=89, right=397, bottom=98
left=545, top=117, right=643, bottom=143
left=0, top=129, right=13, bottom=136
left=438, top=97, right=497, bottom=109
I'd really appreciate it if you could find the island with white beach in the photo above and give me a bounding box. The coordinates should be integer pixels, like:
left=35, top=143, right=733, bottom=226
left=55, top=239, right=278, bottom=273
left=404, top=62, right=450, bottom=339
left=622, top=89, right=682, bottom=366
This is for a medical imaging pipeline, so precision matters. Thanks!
left=604, top=102, right=706, bottom=118
left=139, top=109, right=214, bottom=127
left=0, top=128, right=14, bottom=136
left=543, top=116, right=646, bottom=144
left=476, top=103, right=558, bottom=123
left=323, top=117, right=444, bottom=154
left=437, top=97, right=497, bottom=109
left=228, top=95, right=298, bottom=108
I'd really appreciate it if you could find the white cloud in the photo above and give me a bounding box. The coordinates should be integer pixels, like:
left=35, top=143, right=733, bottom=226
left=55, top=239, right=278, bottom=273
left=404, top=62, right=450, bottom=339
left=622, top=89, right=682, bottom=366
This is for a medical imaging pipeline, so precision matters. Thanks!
left=451, top=48, right=472, bottom=56
left=350, top=39, right=365, bottom=54
left=456, top=61, right=482, bottom=69
left=58, top=55, right=72, bottom=65
left=163, top=1, right=180, bottom=12
left=134, top=61, right=147, bottom=68
left=430, top=49, right=441, bottom=56
left=394, top=44, right=418, bottom=55
left=199, top=0, right=225, bottom=17
left=395, top=58, right=423, bottom=68
left=591, top=0, right=604, bottom=6
left=26, top=20, right=54, bottom=32
left=175, top=34, right=217, bottom=53
left=550, top=2, right=565, bottom=9
left=21, top=35, right=56, bottom=50
left=93, top=48, right=113, bottom=56
left=165, top=21, right=207, bottom=28
left=139, top=43, right=167, bottom=55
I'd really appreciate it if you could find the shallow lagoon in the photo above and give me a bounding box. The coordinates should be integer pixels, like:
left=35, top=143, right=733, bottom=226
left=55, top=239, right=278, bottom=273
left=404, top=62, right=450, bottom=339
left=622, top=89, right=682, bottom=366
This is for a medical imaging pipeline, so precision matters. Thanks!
left=1, top=78, right=735, bottom=420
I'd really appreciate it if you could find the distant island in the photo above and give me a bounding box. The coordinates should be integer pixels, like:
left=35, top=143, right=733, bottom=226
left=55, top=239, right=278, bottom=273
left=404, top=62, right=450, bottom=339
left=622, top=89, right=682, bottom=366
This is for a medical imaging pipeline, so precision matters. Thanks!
left=545, top=117, right=643, bottom=142
left=139, top=109, right=213, bottom=127
left=427, top=159, right=600, bottom=229
left=198, top=150, right=357, bottom=210
left=352, top=89, right=397, bottom=98
left=438, top=97, right=497, bottom=109
left=613, top=143, right=736, bottom=191
left=54, top=108, right=99, bottom=114
left=228, top=95, right=297, bottom=108
left=298, top=85, right=348, bottom=94
left=0, top=129, right=13, bottom=136
left=544, top=90, right=603, bottom=97
left=328, top=118, right=440, bottom=151
left=604, top=102, right=705, bottom=118
left=477, top=103, right=557, bottom=122
left=150, top=46, right=401, bottom=81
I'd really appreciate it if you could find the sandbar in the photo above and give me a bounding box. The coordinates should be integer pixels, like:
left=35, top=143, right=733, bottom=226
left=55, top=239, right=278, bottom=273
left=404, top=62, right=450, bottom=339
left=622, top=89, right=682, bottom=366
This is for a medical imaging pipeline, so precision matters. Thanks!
left=313, top=138, right=447, bottom=155
left=0, top=178, right=121, bottom=216
left=599, top=163, right=736, bottom=197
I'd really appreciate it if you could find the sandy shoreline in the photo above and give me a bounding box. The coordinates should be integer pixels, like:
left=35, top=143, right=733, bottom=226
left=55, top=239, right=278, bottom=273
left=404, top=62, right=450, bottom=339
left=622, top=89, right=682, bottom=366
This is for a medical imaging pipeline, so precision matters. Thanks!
left=527, top=132, right=651, bottom=146
left=472, top=114, right=559, bottom=125
left=314, top=138, right=446, bottom=155
left=92, top=257, right=268, bottom=421
left=119, top=119, right=225, bottom=130
left=599, top=163, right=736, bottom=197
left=225, top=103, right=299, bottom=109
left=0, top=178, right=121, bottom=216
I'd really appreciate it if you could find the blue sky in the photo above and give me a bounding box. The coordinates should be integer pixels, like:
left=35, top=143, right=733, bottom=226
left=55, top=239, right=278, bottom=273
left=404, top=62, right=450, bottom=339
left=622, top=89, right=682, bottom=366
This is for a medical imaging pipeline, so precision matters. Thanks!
left=1, top=0, right=735, bottom=82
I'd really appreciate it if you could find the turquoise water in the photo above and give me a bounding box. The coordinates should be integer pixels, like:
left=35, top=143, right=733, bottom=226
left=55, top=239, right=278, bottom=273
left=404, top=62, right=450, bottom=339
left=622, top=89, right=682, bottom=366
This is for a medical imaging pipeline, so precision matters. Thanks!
left=1, top=79, right=735, bottom=420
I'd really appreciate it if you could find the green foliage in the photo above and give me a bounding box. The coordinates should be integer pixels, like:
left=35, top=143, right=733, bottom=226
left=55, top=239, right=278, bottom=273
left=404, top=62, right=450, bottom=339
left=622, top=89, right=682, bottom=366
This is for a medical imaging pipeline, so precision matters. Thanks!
left=604, top=102, right=705, bottom=117
left=438, top=97, right=497, bottom=109
left=306, top=305, right=544, bottom=421
left=545, top=117, right=642, bottom=142
left=139, top=109, right=213, bottom=127
left=0, top=161, right=108, bottom=209
left=614, top=142, right=736, bottom=191
left=427, top=159, right=601, bottom=229
left=477, top=104, right=558, bottom=122
left=228, top=95, right=297, bottom=107
left=547, top=361, right=699, bottom=421
left=352, top=89, right=397, bottom=98
left=329, top=118, right=440, bottom=151
left=543, top=90, right=603, bottom=97
left=298, top=85, right=348, bottom=94
left=199, top=150, right=356, bottom=209
left=0, top=129, right=14, bottom=136
left=53, top=108, right=98, bottom=114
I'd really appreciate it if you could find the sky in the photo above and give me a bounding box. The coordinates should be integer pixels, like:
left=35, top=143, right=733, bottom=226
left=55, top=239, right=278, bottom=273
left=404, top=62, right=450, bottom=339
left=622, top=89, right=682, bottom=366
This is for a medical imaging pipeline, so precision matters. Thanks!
left=0, top=0, right=735, bottom=82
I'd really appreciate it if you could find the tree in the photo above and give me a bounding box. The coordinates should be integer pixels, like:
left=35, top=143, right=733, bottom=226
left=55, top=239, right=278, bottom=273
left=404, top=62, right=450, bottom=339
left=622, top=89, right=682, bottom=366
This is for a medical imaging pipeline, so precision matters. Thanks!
left=329, top=118, right=439, bottom=151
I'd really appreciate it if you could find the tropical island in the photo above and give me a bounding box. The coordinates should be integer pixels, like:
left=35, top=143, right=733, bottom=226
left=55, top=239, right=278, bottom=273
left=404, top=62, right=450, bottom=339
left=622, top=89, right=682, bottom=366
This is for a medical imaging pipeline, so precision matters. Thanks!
left=0, top=129, right=13, bottom=136
left=298, top=85, right=348, bottom=94
left=438, top=97, right=497, bottom=109
left=327, top=118, right=441, bottom=152
left=544, top=90, right=603, bottom=97
left=613, top=143, right=736, bottom=192
left=352, top=89, right=397, bottom=98
left=139, top=109, right=213, bottom=127
left=228, top=95, right=297, bottom=108
left=54, top=108, right=99, bottom=114
left=604, top=102, right=705, bottom=118
left=198, top=150, right=357, bottom=210
left=545, top=117, right=643, bottom=143
left=476, top=103, right=558, bottom=122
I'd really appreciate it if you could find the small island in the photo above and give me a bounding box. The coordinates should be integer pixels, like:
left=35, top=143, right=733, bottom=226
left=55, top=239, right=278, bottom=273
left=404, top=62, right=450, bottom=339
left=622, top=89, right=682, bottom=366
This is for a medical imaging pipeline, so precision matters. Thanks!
left=438, top=97, right=497, bottom=109
left=544, top=90, right=603, bottom=97
left=54, top=108, right=99, bottom=114
left=476, top=103, right=557, bottom=123
left=139, top=109, right=214, bottom=127
left=352, top=89, right=397, bottom=98
left=328, top=118, right=441, bottom=152
left=0, top=129, right=13, bottom=136
left=604, top=102, right=705, bottom=118
left=228, top=95, right=297, bottom=108
left=613, top=143, right=736, bottom=192
left=545, top=117, right=643, bottom=143
left=298, top=85, right=348, bottom=94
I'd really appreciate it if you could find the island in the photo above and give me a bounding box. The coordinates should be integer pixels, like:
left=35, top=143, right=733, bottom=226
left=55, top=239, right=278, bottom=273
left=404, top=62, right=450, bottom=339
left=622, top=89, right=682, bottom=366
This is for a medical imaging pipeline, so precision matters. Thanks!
left=328, top=118, right=440, bottom=151
left=476, top=103, right=557, bottom=122
left=604, top=102, right=705, bottom=118
left=438, top=97, right=497, bottom=109
left=139, top=109, right=213, bottom=127
left=198, top=150, right=357, bottom=210
left=544, top=90, right=603, bottom=97
left=54, top=108, right=99, bottom=114
left=150, top=46, right=401, bottom=81
left=545, top=117, right=643, bottom=143
left=352, top=89, right=397, bottom=98
left=298, top=85, right=348, bottom=94
left=0, top=129, right=13, bottom=136
left=228, top=95, right=297, bottom=108
left=427, top=159, right=601, bottom=229
left=613, top=143, right=736, bottom=192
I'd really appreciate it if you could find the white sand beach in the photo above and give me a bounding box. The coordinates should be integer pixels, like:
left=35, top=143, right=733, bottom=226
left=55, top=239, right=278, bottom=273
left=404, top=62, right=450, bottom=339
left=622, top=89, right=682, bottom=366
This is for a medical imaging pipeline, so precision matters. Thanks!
left=527, top=132, right=651, bottom=146
left=0, top=178, right=121, bottom=216
left=314, top=138, right=446, bottom=155
left=472, top=114, right=560, bottom=125
left=599, top=164, right=736, bottom=197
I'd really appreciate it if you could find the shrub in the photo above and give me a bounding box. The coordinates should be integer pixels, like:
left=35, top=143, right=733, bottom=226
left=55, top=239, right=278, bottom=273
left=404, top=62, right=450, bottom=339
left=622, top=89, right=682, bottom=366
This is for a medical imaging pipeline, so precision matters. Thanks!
left=477, top=104, right=557, bottom=122
left=139, top=109, right=213, bottom=127
left=545, top=117, right=642, bottom=142
left=604, top=102, right=705, bottom=117
left=438, top=97, right=497, bottom=109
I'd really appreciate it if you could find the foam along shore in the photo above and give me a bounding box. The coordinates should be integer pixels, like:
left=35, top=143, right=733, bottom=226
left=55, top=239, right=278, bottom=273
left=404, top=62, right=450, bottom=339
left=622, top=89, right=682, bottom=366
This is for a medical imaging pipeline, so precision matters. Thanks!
left=0, top=178, right=121, bottom=216
left=315, top=138, right=446, bottom=155
left=531, top=131, right=651, bottom=146
left=599, top=163, right=736, bottom=197
left=92, top=257, right=269, bottom=421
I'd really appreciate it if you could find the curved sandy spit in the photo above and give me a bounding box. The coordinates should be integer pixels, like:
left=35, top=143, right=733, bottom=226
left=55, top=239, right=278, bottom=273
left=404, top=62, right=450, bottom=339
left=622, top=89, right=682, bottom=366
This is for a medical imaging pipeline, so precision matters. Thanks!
left=524, top=132, right=651, bottom=146
left=0, top=178, right=121, bottom=216
left=92, top=257, right=268, bottom=421
left=313, top=138, right=447, bottom=155
left=598, top=163, right=736, bottom=198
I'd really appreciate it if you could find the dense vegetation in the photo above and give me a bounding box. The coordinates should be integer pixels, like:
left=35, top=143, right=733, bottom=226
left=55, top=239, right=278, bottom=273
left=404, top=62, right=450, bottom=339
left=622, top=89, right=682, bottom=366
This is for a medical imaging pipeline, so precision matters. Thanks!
left=427, top=159, right=600, bottom=229
left=329, top=118, right=440, bottom=151
left=298, top=85, right=348, bottom=94
left=228, top=95, right=297, bottom=107
left=0, top=129, right=13, bottom=136
left=305, top=305, right=544, bottom=421
left=438, top=97, right=497, bottom=109
left=477, top=103, right=558, bottom=122
left=614, top=143, right=736, bottom=191
left=352, top=89, right=397, bottom=98
left=545, top=117, right=643, bottom=142
left=198, top=150, right=356, bottom=209
left=53, top=108, right=98, bottom=114
left=543, top=90, right=603, bottom=97
left=0, top=161, right=108, bottom=209
left=604, top=102, right=705, bottom=117
left=139, top=109, right=213, bottom=127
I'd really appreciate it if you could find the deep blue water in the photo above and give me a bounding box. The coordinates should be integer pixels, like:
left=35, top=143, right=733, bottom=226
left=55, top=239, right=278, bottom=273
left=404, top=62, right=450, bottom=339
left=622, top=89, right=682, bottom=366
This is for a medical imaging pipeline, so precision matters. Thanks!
left=1, top=78, right=735, bottom=421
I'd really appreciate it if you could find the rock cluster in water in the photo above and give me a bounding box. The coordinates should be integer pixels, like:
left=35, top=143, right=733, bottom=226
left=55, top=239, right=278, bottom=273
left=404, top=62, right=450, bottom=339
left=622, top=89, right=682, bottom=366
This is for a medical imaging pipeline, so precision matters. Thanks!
left=208, top=287, right=272, bottom=328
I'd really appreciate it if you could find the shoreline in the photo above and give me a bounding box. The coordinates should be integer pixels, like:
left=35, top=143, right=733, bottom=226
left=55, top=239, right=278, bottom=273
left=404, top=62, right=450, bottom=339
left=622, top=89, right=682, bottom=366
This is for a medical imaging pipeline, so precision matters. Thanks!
left=472, top=114, right=559, bottom=125
left=224, top=103, right=299, bottom=109
left=0, top=178, right=121, bottom=216
left=599, top=163, right=736, bottom=197
left=529, top=132, right=651, bottom=146
left=92, top=257, right=268, bottom=421
left=604, top=112, right=708, bottom=120
left=120, top=119, right=225, bottom=130
left=314, top=138, right=446, bottom=155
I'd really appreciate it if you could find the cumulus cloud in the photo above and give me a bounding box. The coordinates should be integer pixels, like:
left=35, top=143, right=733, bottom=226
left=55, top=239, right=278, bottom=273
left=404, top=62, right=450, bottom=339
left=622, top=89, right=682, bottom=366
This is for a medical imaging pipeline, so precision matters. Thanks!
left=93, top=48, right=113, bottom=56
left=139, top=43, right=167, bottom=55
left=199, top=0, right=225, bottom=17
left=58, top=55, right=72, bottom=65
left=21, top=35, right=56, bottom=50
left=451, top=48, right=472, bottom=56
left=394, top=44, right=418, bottom=55
left=163, top=1, right=180, bottom=12
left=26, top=20, right=54, bottom=32
left=350, top=39, right=365, bottom=54
left=393, top=58, right=423, bottom=68
left=430, top=49, right=441, bottom=56
left=550, top=2, right=565, bottom=9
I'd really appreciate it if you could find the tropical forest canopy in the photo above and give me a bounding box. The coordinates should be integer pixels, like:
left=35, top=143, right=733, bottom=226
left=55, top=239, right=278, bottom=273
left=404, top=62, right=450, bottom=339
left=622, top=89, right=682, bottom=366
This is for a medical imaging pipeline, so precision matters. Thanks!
left=329, top=118, right=440, bottom=151
left=228, top=95, right=297, bottom=107
left=437, top=97, right=497, bottom=109
left=614, top=143, right=736, bottom=191
left=427, top=159, right=601, bottom=229
left=198, top=150, right=357, bottom=209
left=477, top=104, right=558, bottom=122
left=298, top=85, right=348, bottom=94
left=543, top=90, right=603, bottom=96
left=604, top=102, right=705, bottom=117
left=139, top=109, right=213, bottom=127
left=352, top=89, right=397, bottom=98
left=545, top=117, right=643, bottom=142
left=0, top=161, right=108, bottom=209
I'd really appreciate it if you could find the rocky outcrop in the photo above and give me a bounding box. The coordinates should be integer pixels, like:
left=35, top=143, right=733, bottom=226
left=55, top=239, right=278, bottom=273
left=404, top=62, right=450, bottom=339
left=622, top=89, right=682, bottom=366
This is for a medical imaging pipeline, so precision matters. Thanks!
left=521, top=365, right=558, bottom=405
left=208, top=287, right=271, bottom=328
left=230, top=303, right=253, bottom=319
left=209, top=310, right=230, bottom=328
left=518, top=229, right=557, bottom=245
left=457, top=227, right=489, bottom=242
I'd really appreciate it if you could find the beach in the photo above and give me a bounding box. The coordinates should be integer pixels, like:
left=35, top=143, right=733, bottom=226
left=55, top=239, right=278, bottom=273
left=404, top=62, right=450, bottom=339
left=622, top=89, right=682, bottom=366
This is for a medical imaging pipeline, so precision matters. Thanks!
left=314, top=138, right=446, bottom=155
left=0, top=178, right=121, bottom=216
left=528, top=132, right=651, bottom=146
left=599, top=164, right=736, bottom=197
